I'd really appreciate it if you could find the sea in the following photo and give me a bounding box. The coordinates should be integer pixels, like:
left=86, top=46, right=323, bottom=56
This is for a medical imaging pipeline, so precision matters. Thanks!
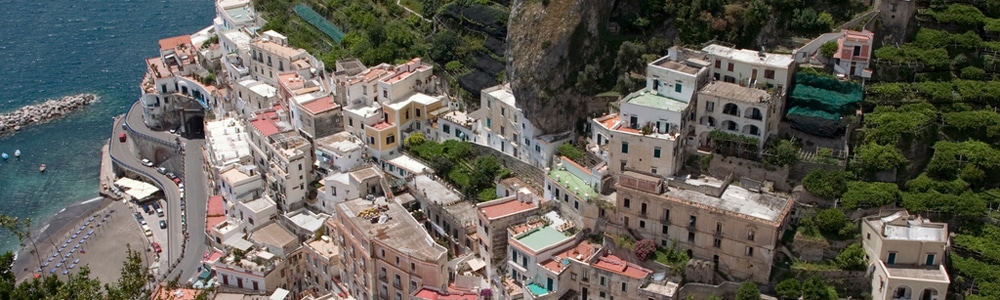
left=0, top=0, right=213, bottom=253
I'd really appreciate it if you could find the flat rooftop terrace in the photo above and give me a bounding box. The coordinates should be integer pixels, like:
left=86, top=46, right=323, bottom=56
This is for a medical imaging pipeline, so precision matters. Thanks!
left=661, top=182, right=791, bottom=223
left=515, top=226, right=572, bottom=253
left=655, top=59, right=701, bottom=75
left=698, top=81, right=771, bottom=103
left=338, top=198, right=445, bottom=262
left=885, top=264, right=950, bottom=283
left=624, top=91, right=690, bottom=111
left=548, top=169, right=597, bottom=199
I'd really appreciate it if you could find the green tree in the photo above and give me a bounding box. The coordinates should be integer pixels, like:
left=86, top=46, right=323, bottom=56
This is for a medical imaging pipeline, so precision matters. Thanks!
left=802, top=169, right=849, bottom=199
left=802, top=277, right=833, bottom=300
left=775, top=278, right=802, bottom=300
left=820, top=41, right=838, bottom=59
left=855, top=143, right=907, bottom=175
left=575, top=64, right=600, bottom=95
left=835, top=243, right=867, bottom=271
left=841, top=181, right=899, bottom=210
left=766, top=140, right=800, bottom=167
left=404, top=132, right=427, bottom=148
left=614, top=41, right=647, bottom=75
left=814, top=208, right=846, bottom=234
left=707, top=295, right=723, bottom=300
left=445, top=60, right=463, bottom=72
left=429, top=156, right=454, bottom=176
left=736, top=281, right=761, bottom=300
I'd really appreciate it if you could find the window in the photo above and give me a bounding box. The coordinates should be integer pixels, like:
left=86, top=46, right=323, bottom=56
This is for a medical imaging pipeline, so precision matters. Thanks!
left=501, top=107, right=506, bottom=116
left=639, top=220, right=645, bottom=228
left=416, top=108, right=421, bottom=117
left=620, top=160, right=626, bottom=171
left=624, top=198, right=631, bottom=208
left=500, top=126, right=505, bottom=135
left=716, top=222, right=723, bottom=233
left=349, top=118, right=354, bottom=127
left=723, top=103, right=740, bottom=116
left=380, top=249, right=385, bottom=258
left=675, top=82, right=682, bottom=93
left=688, top=232, right=695, bottom=242
left=653, top=79, right=660, bottom=90
left=653, top=147, right=661, bottom=158
left=621, top=142, right=629, bottom=153
left=705, top=101, right=715, bottom=112
left=926, top=254, right=936, bottom=265
left=443, top=124, right=451, bottom=134
left=689, top=216, right=697, bottom=228
left=386, top=135, right=395, bottom=144
left=536, top=145, right=541, bottom=153
left=662, top=225, right=669, bottom=234
left=600, top=291, right=607, bottom=298
left=727, top=63, right=734, bottom=71
left=887, top=252, right=897, bottom=265
left=713, top=238, right=721, bottom=248
left=867, top=232, right=871, bottom=240
left=663, top=209, right=670, bottom=222
left=600, top=276, right=606, bottom=286
left=747, top=229, right=755, bottom=241
left=714, top=60, right=721, bottom=68
left=486, top=118, right=492, bottom=128
left=764, top=69, right=775, bottom=79
left=621, top=282, right=627, bottom=292
left=405, top=110, right=410, bottom=119
left=745, top=246, right=754, bottom=256
left=487, top=100, right=491, bottom=108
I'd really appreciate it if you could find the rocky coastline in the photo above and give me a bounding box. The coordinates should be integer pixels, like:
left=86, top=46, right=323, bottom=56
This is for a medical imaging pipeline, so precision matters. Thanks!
left=0, top=93, right=98, bottom=135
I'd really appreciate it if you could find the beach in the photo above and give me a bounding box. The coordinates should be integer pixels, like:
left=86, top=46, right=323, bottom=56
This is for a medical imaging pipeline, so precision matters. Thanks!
left=12, top=198, right=152, bottom=284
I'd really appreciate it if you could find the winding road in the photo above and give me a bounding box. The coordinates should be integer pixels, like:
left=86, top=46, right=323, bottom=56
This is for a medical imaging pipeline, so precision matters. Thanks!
left=109, top=101, right=208, bottom=282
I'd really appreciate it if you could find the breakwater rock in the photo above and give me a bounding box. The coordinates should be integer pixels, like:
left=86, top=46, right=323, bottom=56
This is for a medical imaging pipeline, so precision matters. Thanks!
left=0, top=93, right=98, bottom=135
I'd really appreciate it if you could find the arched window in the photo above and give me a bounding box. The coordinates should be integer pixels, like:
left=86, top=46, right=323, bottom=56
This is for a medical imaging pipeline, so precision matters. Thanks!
left=745, top=107, right=762, bottom=120
left=722, top=120, right=738, bottom=132
left=722, top=103, right=740, bottom=117
left=743, top=125, right=760, bottom=136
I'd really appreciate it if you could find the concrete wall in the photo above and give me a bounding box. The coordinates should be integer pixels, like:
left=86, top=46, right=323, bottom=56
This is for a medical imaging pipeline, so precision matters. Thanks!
left=675, top=281, right=742, bottom=300
left=707, top=155, right=790, bottom=191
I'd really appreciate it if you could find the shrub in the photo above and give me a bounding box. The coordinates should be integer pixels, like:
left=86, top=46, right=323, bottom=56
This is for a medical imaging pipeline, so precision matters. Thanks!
left=820, top=41, right=838, bottom=59
left=556, top=143, right=585, bottom=163
left=855, top=143, right=907, bottom=175
left=814, top=208, right=846, bottom=234
left=841, top=181, right=899, bottom=210
left=776, top=278, right=801, bottom=300
left=736, top=281, right=761, bottom=300
left=766, top=140, right=800, bottom=167
left=634, top=239, right=656, bottom=261
left=803, top=169, right=849, bottom=199
left=961, top=66, right=986, bottom=80
left=835, top=243, right=867, bottom=270
left=445, top=60, right=463, bottom=72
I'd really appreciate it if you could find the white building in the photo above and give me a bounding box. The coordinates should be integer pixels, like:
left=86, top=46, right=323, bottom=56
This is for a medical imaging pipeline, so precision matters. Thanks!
left=248, top=31, right=325, bottom=89
left=218, top=165, right=264, bottom=204
left=701, top=44, right=795, bottom=94
left=140, top=35, right=218, bottom=130
left=862, top=211, right=949, bottom=300
left=247, top=110, right=313, bottom=212
left=317, top=166, right=382, bottom=214
left=314, top=132, right=365, bottom=175
left=234, top=79, right=278, bottom=117
left=477, top=84, right=571, bottom=168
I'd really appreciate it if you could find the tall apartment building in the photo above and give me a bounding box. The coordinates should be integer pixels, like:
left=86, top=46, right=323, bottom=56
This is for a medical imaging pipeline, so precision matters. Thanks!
left=408, top=175, right=479, bottom=255
left=332, top=197, right=448, bottom=300
left=476, top=188, right=540, bottom=277
left=247, top=110, right=313, bottom=212
left=591, top=49, right=709, bottom=179
left=233, top=79, right=278, bottom=117
left=543, top=156, right=612, bottom=229
left=213, top=0, right=258, bottom=83
left=862, top=211, right=949, bottom=300
left=693, top=81, right=782, bottom=149
left=477, top=84, right=571, bottom=168
left=701, top=44, right=795, bottom=95
left=614, top=172, right=795, bottom=283
left=140, top=35, right=216, bottom=131
left=248, top=31, right=326, bottom=89
left=203, top=117, right=256, bottom=194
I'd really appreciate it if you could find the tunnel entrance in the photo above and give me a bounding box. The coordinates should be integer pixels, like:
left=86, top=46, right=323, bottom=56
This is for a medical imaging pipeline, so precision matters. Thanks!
left=184, top=115, right=205, bottom=139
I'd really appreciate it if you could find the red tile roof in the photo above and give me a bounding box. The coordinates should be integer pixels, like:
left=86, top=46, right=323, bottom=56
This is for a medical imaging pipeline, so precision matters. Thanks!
left=159, top=35, right=192, bottom=51
left=413, top=288, right=478, bottom=300
left=540, top=242, right=596, bottom=273
left=373, top=121, right=393, bottom=130
left=300, top=96, right=340, bottom=115
left=479, top=198, right=536, bottom=220
left=249, top=111, right=282, bottom=136
left=206, top=216, right=227, bottom=231
left=591, top=253, right=651, bottom=279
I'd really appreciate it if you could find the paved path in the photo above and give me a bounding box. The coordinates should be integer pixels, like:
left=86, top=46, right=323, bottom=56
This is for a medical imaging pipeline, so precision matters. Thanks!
left=170, top=139, right=208, bottom=282
left=109, top=103, right=184, bottom=276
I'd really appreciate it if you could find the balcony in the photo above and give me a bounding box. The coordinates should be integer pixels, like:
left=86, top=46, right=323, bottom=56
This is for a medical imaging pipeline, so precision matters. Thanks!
left=378, top=273, right=387, bottom=282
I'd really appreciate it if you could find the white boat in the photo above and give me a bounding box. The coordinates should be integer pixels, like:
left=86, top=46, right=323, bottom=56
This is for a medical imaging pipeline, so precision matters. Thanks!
left=39, top=164, right=46, bottom=173
left=1, top=153, right=7, bottom=161
left=14, top=149, right=20, bottom=158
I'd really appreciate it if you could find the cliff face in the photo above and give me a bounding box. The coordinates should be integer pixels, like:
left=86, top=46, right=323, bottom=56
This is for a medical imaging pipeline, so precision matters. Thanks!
left=506, top=0, right=615, bottom=134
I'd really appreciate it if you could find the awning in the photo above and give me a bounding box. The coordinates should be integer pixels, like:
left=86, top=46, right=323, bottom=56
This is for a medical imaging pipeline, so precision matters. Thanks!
left=115, top=178, right=160, bottom=200
left=466, top=258, right=486, bottom=272
left=222, top=236, right=253, bottom=251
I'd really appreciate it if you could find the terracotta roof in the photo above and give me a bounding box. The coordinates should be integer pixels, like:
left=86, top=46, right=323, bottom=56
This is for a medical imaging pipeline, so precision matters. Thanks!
left=373, top=121, right=393, bottom=130
left=207, top=196, right=225, bottom=216
left=207, top=216, right=227, bottom=231
left=591, top=253, right=651, bottom=279
left=249, top=111, right=282, bottom=136
left=479, top=198, right=536, bottom=220
left=540, top=242, right=596, bottom=273
left=159, top=35, right=193, bottom=51
left=300, top=96, right=340, bottom=115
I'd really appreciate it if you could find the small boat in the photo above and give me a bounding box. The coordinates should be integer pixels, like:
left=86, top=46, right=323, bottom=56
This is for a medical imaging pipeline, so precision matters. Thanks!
left=1, top=153, right=6, bottom=161
left=39, top=164, right=46, bottom=173
left=14, top=149, right=20, bottom=159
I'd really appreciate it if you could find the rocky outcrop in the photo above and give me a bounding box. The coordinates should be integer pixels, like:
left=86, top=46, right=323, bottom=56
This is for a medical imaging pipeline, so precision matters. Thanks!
left=0, top=94, right=98, bottom=135
left=506, top=0, right=615, bottom=134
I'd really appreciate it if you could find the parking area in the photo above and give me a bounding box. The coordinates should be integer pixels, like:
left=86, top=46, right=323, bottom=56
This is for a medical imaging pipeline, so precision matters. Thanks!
left=132, top=199, right=169, bottom=264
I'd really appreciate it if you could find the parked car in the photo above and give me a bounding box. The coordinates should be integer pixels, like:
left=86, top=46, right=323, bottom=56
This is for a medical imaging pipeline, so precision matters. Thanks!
left=142, top=204, right=153, bottom=215
left=178, top=183, right=184, bottom=189
left=151, top=201, right=160, bottom=210
left=159, top=220, right=167, bottom=229
left=141, top=159, right=154, bottom=167
left=165, top=172, right=177, bottom=180
left=118, top=133, right=127, bottom=143
left=151, top=242, right=162, bottom=253
left=142, top=225, right=152, bottom=237
left=156, top=167, right=167, bottom=175
left=156, top=207, right=164, bottom=218
left=172, top=178, right=181, bottom=185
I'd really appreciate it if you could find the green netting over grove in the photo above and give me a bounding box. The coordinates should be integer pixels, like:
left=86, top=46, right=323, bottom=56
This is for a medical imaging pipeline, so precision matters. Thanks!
left=786, top=73, right=863, bottom=121
left=294, top=4, right=345, bottom=43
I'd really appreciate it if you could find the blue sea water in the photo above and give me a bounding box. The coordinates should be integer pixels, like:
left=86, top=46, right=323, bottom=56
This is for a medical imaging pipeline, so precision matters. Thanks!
left=0, top=0, right=213, bottom=252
